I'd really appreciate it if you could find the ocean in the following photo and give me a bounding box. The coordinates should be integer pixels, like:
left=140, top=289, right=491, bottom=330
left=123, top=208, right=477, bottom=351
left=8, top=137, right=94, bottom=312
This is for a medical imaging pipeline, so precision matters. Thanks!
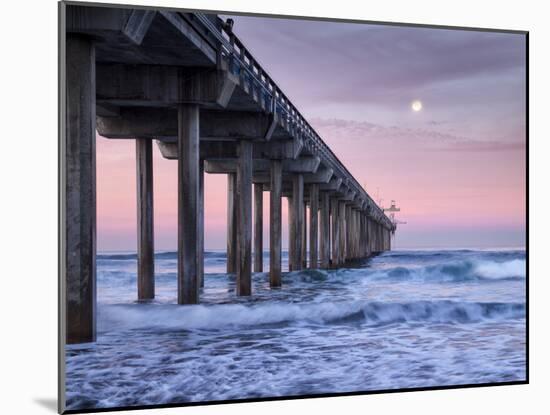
left=65, top=248, right=527, bottom=410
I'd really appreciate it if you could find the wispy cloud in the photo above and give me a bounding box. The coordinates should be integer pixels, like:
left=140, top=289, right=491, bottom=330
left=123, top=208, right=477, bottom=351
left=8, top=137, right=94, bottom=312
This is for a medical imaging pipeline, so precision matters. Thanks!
left=309, top=117, right=525, bottom=152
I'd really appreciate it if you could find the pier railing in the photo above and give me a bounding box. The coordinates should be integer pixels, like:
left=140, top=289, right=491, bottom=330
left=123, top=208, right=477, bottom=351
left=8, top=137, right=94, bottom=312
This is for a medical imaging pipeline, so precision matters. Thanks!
left=188, top=12, right=393, bottom=228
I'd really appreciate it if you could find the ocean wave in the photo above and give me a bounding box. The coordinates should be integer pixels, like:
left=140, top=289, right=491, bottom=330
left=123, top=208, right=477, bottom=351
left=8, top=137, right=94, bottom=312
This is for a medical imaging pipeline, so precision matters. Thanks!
left=96, top=299, right=524, bottom=333
left=368, top=259, right=525, bottom=283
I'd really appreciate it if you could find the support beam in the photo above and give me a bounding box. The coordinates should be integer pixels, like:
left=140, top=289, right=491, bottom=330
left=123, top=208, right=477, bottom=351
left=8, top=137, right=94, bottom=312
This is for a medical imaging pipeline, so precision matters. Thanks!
left=291, top=174, right=304, bottom=270
left=269, top=160, right=282, bottom=287
left=198, top=159, right=204, bottom=287
left=339, top=201, right=347, bottom=265
left=319, top=192, right=330, bottom=269
left=345, top=205, right=352, bottom=262
left=136, top=138, right=154, bottom=300
left=227, top=173, right=237, bottom=273
left=302, top=201, right=307, bottom=268
left=177, top=104, right=200, bottom=304
left=331, top=198, right=340, bottom=268
left=236, top=141, right=253, bottom=295
left=65, top=35, right=96, bottom=344
left=254, top=183, right=263, bottom=272
left=309, top=184, right=319, bottom=268
left=288, top=196, right=294, bottom=271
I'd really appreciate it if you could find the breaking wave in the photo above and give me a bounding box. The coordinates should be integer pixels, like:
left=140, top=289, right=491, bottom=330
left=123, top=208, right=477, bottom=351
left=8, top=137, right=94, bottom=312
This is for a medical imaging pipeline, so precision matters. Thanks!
left=369, top=259, right=525, bottom=283
left=96, top=299, right=525, bottom=333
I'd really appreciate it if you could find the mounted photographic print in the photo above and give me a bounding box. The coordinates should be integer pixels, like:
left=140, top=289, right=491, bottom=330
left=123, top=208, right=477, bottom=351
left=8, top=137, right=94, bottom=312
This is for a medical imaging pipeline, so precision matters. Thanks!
left=59, top=1, right=528, bottom=413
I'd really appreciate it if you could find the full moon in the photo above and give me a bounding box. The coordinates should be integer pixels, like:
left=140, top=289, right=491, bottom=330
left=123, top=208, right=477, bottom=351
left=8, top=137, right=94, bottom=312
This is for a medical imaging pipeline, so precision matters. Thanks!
left=411, top=100, right=423, bottom=112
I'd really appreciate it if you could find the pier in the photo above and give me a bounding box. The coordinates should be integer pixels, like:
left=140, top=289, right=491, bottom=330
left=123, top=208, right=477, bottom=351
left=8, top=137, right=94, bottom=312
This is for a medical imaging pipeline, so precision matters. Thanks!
left=61, top=3, right=395, bottom=344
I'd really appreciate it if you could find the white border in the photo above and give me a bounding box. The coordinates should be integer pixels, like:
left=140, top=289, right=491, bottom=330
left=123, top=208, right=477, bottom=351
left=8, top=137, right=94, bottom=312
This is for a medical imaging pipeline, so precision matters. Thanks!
left=1, top=0, right=545, bottom=414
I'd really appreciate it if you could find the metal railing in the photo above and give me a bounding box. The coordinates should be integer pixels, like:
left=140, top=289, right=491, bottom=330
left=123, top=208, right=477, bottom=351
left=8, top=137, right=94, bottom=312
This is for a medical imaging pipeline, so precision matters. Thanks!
left=189, top=12, right=393, bottom=228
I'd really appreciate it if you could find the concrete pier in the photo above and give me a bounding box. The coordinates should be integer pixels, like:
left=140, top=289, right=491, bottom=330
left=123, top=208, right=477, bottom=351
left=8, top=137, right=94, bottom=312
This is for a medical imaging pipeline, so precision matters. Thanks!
left=236, top=141, right=253, bottom=295
left=177, top=105, right=200, bottom=304
left=136, top=138, right=154, bottom=300
left=319, top=192, right=330, bottom=268
left=65, top=34, right=97, bottom=344
left=227, top=173, right=237, bottom=273
left=288, top=196, right=294, bottom=270
left=338, top=201, right=347, bottom=265
left=64, top=5, right=397, bottom=344
left=269, top=160, right=282, bottom=286
left=309, top=184, right=319, bottom=268
left=331, top=198, right=340, bottom=267
left=291, top=174, right=304, bottom=271
left=302, top=201, right=307, bottom=268
left=254, top=183, right=263, bottom=272
left=198, top=159, right=205, bottom=287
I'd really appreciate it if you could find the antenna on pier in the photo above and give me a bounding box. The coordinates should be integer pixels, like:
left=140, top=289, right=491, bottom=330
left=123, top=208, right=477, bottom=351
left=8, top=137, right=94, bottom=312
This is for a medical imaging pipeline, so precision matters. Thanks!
left=383, top=200, right=406, bottom=234
left=375, top=187, right=383, bottom=207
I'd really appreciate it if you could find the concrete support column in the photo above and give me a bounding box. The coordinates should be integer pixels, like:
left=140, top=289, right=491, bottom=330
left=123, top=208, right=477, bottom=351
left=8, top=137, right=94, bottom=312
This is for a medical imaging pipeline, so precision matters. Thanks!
left=330, top=198, right=340, bottom=267
left=302, top=201, right=307, bottom=268
left=136, top=138, right=154, bottom=300
left=178, top=104, right=200, bottom=304
left=227, top=173, right=237, bottom=273
left=236, top=140, right=253, bottom=295
left=366, top=217, right=372, bottom=256
left=288, top=196, right=294, bottom=270
left=361, top=212, right=369, bottom=258
left=372, top=220, right=379, bottom=253
left=65, top=35, right=96, bottom=344
left=338, top=201, right=347, bottom=265
left=358, top=213, right=362, bottom=257
left=345, top=205, right=352, bottom=261
left=353, top=210, right=358, bottom=258
left=378, top=225, right=381, bottom=252
left=319, top=192, right=330, bottom=268
left=291, top=174, right=304, bottom=270
left=359, top=213, right=364, bottom=257
left=198, top=159, right=204, bottom=287
left=372, top=221, right=379, bottom=253
left=254, top=183, right=263, bottom=272
left=269, top=160, right=282, bottom=286
left=309, top=184, right=319, bottom=268
left=355, top=211, right=360, bottom=258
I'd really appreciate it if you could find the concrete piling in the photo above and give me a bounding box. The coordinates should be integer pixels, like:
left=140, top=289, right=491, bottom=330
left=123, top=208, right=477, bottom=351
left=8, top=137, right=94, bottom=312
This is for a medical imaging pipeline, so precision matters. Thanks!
left=309, top=184, right=319, bottom=269
left=236, top=141, right=253, bottom=295
left=338, top=201, right=347, bottom=265
left=302, top=201, right=307, bottom=268
left=254, top=183, right=263, bottom=272
left=177, top=104, right=200, bottom=305
left=331, top=198, right=340, bottom=267
left=136, top=138, right=154, bottom=300
left=65, top=34, right=97, bottom=344
left=291, top=174, right=304, bottom=271
left=227, top=173, right=237, bottom=273
left=269, top=160, right=282, bottom=286
left=288, top=196, right=295, bottom=271
left=198, top=159, right=205, bottom=287
left=319, top=192, right=330, bottom=269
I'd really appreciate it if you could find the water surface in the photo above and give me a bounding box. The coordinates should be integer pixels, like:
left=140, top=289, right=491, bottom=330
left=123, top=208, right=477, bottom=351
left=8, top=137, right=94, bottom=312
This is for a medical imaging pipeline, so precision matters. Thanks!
left=65, top=249, right=526, bottom=410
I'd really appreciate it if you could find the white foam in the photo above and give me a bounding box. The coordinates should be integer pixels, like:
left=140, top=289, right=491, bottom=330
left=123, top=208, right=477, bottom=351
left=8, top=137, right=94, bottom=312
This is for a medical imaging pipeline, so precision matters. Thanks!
left=474, top=259, right=526, bottom=279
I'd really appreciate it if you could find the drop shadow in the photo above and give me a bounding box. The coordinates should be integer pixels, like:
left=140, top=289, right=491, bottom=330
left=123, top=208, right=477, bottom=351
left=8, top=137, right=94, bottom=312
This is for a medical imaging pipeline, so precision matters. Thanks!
left=34, top=398, right=57, bottom=413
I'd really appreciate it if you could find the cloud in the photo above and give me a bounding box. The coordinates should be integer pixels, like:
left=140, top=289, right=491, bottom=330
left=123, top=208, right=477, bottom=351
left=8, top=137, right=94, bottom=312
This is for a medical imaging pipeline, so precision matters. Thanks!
left=227, top=15, right=526, bottom=108
left=309, top=117, right=525, bottom=152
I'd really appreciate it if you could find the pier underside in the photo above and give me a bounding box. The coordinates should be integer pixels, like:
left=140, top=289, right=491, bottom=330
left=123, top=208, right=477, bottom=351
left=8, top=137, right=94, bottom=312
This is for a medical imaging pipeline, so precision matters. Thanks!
left=62, top=3, right=395, bottom=344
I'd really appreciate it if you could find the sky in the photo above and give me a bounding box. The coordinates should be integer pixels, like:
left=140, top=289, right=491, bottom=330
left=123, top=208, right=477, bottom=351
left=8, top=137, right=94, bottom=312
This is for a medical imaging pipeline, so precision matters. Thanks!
left=96, top=16, right=526, bottom=251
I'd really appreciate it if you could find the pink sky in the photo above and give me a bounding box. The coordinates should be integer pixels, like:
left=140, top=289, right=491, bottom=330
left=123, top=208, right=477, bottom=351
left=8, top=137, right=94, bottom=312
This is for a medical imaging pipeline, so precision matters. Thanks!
left=96, top=17, right=526, bottom=251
